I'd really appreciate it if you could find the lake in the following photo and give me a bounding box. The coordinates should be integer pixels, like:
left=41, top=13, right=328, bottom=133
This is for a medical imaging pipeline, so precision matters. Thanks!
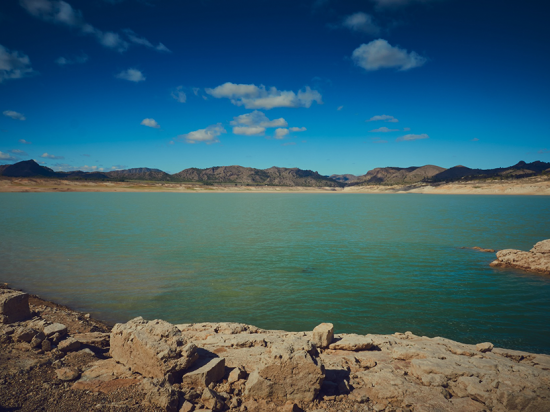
left=1, top=193, right=549, bottom=354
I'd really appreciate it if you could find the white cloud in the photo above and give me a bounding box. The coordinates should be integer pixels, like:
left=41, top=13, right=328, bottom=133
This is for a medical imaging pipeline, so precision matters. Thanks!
left=141, top=118, right=160, bottom=128
left=0, top=151, right=17, bottom=160
left=538, top=148, right=549, bottom=154
left=122, top=29, right=171, bottom=53
left=289, top=127, right=307, bottom=132
left=282, top=142, right=296, bottom=146
left=41, top=152, right=64, bottom=159
left=370, top=126, right=399, bottom=132
left=367, top=114, right=398, bottom=122
left=179, top=123, right=226, bottom=144
left=115, top=68, right=145, bottom=82
left=403, top=127, right=411, bottom=131
left=274, top=128, right=289, bottom=139
left=0, top=44, right=36, bottom=83
left=3, top=110, right=26, bottom=120
left=11, top=149, right=28, bottom=155
left=337, top=106, right=343, bottom=111
left=230, top=111, right=288, bottom=136
left=55, top=53, right=88, bottom=66
left=20, top=0, right=166, bottom=53
left=205, top=82, right=323, bottom=109
left=192, top=87, right=200, bottom=96
left=371, top=137, right=388, bottom=144
left=352, top=39, right=427, bottom=71
left=171, top=86, right=187, bottom=103
left=396, top=133, right=429, bottom=142
left=342, top=12, right=380, bottom=35
left=19, top=139, right=32, bottom=144
left=471, top=137, right=479, bottom=142
left=233, top=126, right=266, bottom=136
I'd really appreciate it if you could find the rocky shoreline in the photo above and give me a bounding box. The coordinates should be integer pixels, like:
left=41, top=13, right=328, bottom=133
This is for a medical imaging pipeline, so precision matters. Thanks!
left=2, top=284, right=550, bottom=412
left=490, top=239, right=550, bottom=276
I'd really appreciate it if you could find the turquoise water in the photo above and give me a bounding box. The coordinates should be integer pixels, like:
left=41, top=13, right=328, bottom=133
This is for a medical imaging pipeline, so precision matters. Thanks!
left=1, top=193, right=550, bottom=354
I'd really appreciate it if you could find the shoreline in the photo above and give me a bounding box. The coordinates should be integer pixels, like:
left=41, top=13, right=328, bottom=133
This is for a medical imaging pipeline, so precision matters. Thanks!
left=1, top=175, right=550, bottom=195
left=2, top=282, right=550, bottom=411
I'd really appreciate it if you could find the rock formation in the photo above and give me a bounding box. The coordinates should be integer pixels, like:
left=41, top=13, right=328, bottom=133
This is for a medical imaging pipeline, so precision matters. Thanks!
left=490, top=239, right=550, bottom=275
left=0, top=289, right=31, bottom=323
left=2, top=287, right=550, bottom=411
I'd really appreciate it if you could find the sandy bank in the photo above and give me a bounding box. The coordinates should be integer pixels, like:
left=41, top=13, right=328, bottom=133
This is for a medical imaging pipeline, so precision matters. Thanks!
left=1, top=175, right=550, bottom=195
left=2, top=284, right=550, bottom=412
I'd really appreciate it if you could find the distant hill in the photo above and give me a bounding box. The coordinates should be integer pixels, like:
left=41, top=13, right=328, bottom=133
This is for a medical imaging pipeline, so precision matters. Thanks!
left=354, top=165, right=446, bottom=185
left=0, top=159, right=57, bottom=178
left=429, top=161, right=550, bottom=182
left=2, top=159, right=549, bottom=186
left=330, top=174, right=359, bottom=183
left=173, top=165, right=342, bottom=187
left=105, top=168, right=172, bottom=181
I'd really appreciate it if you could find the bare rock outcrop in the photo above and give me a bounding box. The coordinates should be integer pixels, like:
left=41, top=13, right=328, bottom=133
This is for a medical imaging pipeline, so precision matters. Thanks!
left=0, top=289, right=31, bottom=323
left=110, top=317, right=198, bottom=379
left=244, top=335, right=325, bottom=402
left=312, top=322, right=333, bottom=348
left=490, top=239, right=550, bottom=275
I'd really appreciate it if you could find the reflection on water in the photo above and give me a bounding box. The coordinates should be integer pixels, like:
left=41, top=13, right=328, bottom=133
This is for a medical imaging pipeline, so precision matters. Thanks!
left=1, top=193, right=550, bottom=353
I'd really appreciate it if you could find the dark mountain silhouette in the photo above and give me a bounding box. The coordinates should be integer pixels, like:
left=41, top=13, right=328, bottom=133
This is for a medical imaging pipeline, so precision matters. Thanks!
left=429, top=161, right=550, bottom=182
left=0, top=159, right=57, bottom=177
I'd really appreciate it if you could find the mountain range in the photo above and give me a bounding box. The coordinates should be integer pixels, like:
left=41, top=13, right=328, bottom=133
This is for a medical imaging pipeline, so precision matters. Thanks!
left=1, top=160, right=549, bottom=187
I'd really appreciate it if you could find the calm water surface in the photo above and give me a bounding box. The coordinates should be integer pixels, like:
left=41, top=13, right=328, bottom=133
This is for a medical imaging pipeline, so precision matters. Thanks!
left=1, top=193, right=550, bottom=354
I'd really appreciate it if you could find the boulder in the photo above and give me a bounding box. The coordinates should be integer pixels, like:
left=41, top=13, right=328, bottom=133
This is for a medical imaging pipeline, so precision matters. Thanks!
left=531, top=239, right=550, bottom=254
left=14, top=327, right=38, bottom=342
left=44, top=323, right=67, bottom=338
left=245, top=336, right=324, bottom=402
left=56, top=367, right=80, bottom=381
left=328, top=334, right=374, bottom=351
left=0, top=290, right=30, bottom=323
left=228, top=366, right=247, bottom=383
left=312, top=323, right=334, bottom=349
left=181, top=357, right=225, bottom=388
left=201, top=388, right=224, bottom=412
left=476, top=342, right=494, bottom=353
left=30, top=331, right=46, bottom=348
left=110, top=317, right=198, bottom=379
left=58, top=337, right=81, bottom=352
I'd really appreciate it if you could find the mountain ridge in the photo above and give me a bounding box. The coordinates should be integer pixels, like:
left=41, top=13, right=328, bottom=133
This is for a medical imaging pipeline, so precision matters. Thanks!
left=1, top=159, right=549, bottom=187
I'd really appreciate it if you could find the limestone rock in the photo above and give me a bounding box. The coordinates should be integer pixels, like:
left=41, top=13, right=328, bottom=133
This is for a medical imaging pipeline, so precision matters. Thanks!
left=476, top=342, right=494, bottom=353
left=490, top=240, right=550, bottom=275
left=181, top=357, right=225, bottom=388
left=58, top=337, right=81, bottom=352
left=201, top=388, right=224, bottom=411
left=228, top=366, right=247, bottom=383
left=72, top=332, right=110, bottom=348
left=43, top=323, right=67, bottom=338
left=312, top=323, right=334, bottom=349
left=142, top=378, right=180, bottom=412
left=56, top=367, right=80, bottom=381
left=14, top=326, right=38, bottom=342
left=179, top=400, right=194, bottom=412
left=30, top=331, right=46, bottom=348
left=328, top=334, right=374, bottom=351
left=110, top=317, right=198, bottom=379
left=0, top=290, right=31, bottom=324
left=41, top=338, right=53, bottom=351
left=245, top=336, right=324, bottom=402
left=531, top=239, right=550, bottom=254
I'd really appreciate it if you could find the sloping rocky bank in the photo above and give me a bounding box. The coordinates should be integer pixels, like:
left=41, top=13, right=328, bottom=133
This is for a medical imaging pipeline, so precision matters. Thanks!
left=490, top=239, right=550, bottom=275
left=2, top=285, right=550, bottom=412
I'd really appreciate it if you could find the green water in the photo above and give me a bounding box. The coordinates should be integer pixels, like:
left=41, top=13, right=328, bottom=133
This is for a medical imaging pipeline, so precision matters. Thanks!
left=1, top=193, right=549, bottom=354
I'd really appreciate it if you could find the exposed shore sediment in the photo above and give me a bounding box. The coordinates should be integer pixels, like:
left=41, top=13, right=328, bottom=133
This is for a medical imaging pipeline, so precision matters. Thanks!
left=1, top=175, right=550, bottom=195
left=2, top=284, right=550, bottom=412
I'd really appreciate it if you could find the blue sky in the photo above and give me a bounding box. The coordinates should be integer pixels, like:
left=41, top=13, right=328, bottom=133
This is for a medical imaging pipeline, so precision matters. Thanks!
left=1, top=0, right=549, bottom=175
